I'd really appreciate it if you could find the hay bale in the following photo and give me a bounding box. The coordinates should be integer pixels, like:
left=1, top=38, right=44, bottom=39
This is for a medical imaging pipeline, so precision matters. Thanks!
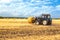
left=28, top=17, right=35, bottom=23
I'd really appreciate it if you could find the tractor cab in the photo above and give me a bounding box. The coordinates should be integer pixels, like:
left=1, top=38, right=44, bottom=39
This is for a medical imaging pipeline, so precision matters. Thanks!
left=41, top=14, right=51, bottom=18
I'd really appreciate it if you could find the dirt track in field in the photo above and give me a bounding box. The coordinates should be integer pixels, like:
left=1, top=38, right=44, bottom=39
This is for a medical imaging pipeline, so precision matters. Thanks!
left=0, top=19, right=60, bottom=40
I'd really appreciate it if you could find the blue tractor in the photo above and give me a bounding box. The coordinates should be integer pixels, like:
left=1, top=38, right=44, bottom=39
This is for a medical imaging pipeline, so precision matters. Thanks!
left=32, top=14, right=52, bottom=25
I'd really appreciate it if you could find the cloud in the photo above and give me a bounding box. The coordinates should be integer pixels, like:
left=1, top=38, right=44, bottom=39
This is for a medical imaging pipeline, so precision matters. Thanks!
left=56, top=5, right=60, bottom=10
left=0, top=0, right=12, bottom=3
left=50, top=5, right=60, bottom=18
left=0, top=0, right=60, bottom=18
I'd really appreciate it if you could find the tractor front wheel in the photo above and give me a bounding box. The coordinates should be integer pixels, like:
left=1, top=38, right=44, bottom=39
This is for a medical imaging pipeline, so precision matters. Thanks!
left=34, top=21, right=40, bottom=25
left=42, top=20, right=47, bottom=25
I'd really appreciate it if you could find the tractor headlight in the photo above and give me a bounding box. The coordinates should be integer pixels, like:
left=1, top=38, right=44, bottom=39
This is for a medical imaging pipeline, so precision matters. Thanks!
left=42, top=16, right=44, bottom=18
left=48, top=16, right=50, bottom=18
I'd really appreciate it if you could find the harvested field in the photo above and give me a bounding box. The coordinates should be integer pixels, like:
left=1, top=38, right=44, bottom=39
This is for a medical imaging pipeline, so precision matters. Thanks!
left=0, top=19, right=60, bottom=40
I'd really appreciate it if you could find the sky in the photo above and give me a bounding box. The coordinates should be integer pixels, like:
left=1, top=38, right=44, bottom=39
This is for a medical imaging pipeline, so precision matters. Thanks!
left=0, top=0, right=60, bottom=18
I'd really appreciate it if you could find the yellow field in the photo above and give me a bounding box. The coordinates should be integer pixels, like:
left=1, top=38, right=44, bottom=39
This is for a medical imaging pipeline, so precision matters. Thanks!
left=0, top=19, right=60, bottom=40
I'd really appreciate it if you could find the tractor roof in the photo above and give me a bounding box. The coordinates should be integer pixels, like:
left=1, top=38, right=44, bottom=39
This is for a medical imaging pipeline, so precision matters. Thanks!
left=42, top=14, right=50, bottom=16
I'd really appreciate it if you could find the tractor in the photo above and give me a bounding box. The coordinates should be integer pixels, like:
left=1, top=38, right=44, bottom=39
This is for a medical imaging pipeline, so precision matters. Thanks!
left=28, top=14, right=52, bottom=25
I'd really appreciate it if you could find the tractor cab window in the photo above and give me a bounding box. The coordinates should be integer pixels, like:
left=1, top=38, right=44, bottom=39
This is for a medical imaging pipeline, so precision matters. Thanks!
left=41, top=15, right=51, bottom=18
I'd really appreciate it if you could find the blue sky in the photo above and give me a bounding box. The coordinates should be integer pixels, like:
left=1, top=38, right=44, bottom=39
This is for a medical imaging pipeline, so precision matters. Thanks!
left=0, top=0, right=60, bottom=18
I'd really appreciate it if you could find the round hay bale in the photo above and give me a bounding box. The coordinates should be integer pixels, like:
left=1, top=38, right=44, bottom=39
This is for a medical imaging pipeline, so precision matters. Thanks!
left=28, top=17, right=35, bottom=23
